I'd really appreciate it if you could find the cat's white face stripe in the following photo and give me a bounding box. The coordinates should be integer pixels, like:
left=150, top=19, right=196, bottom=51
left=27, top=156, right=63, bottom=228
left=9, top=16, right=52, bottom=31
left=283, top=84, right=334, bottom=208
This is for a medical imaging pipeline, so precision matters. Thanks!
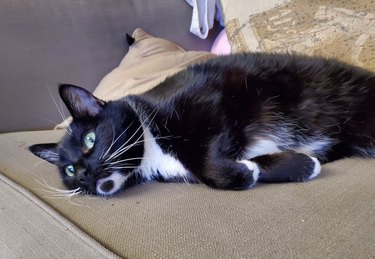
left=96, top=171, right=129, bottom=196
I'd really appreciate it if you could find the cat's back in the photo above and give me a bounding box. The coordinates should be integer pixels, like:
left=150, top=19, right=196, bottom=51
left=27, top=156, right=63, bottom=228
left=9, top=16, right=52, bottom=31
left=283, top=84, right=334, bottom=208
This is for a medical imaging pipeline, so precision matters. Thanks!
left=143, top=52, right=375, bottom=106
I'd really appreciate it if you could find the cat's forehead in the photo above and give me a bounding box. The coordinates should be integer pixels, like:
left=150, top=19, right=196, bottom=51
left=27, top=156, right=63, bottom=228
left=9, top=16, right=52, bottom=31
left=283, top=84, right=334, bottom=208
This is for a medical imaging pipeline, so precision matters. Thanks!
left=57, top=120, right=93, bottom=152
left=69, top=118, right=97, bottom=133
left=57, top=134, right=83, bottom=162
left=59, top=118, right=113, bottom=151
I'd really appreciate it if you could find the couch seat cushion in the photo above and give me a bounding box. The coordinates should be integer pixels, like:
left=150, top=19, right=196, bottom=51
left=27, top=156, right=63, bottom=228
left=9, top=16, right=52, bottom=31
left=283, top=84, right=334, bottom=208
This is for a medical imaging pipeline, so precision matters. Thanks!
left=1, top=130, right=374, bottom=258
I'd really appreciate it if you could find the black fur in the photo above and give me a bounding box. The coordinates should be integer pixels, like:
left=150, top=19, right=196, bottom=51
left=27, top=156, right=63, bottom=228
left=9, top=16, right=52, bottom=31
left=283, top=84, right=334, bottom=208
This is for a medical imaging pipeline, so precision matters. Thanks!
left=253, top=152, right=318, bottom=182
left=126, top=33, right=135, bottom=46
left=30, top=53, right=375, bottom=196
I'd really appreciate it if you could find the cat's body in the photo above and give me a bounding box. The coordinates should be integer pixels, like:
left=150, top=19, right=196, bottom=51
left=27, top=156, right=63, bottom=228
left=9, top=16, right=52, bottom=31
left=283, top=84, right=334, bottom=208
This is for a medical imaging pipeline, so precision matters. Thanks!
left=30, top=53, right=375, bottom=196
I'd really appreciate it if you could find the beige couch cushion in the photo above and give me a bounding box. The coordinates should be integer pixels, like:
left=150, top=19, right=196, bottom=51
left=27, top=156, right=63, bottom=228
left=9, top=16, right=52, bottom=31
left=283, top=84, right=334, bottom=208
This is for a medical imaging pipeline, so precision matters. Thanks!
left=0, top=174, right=116, bottom=258
left=1, top=130, right=374, bottom=258
left=222, top=0, right=375, bottom=71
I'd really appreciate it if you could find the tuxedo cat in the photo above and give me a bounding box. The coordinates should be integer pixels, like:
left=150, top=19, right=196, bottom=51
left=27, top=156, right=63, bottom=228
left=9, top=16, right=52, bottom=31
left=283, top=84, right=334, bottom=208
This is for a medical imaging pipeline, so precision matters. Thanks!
left=30, top=53, right=375, bottom=196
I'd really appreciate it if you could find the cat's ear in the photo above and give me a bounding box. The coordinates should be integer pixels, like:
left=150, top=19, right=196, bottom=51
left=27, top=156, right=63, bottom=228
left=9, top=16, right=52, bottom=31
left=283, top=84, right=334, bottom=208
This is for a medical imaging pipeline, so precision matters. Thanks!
left=29, top=143, right=60, bottom=164
left=59, top=84, right=105, bottom=119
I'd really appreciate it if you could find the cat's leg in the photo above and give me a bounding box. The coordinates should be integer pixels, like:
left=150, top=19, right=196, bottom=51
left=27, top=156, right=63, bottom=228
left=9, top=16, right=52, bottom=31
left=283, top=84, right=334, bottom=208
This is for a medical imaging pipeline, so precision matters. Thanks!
left=347, top=130, right=375, bottom=159
left=200, top=133, right=260, bottom=190
left=202, top=156, right=260, bottom=190
left=250, top=151, right=321, bottom=183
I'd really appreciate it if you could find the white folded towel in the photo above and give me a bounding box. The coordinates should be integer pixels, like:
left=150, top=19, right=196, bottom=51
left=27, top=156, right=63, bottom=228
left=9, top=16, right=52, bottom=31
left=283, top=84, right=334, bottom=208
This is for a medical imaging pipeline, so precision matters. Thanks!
left=186, top=0, right=224, bottom=39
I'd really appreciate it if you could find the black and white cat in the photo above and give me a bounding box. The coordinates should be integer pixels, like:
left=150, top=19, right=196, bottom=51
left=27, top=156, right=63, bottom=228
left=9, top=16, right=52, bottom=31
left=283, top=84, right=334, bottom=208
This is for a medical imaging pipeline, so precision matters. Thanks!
left=30, top=53, right=375, bottom=196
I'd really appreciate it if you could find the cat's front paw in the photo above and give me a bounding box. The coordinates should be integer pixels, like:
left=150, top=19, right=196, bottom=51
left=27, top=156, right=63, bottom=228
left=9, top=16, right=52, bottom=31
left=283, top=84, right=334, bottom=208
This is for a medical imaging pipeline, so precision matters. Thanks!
left=308, top=156, right=321, bottom=180
left=237, top=160, right=260, bottom=188
left=253, top=151, right=322, bottom=183
left=202, top=159, right=261, bottom=190
left=285, top=153, right=322, bottom=182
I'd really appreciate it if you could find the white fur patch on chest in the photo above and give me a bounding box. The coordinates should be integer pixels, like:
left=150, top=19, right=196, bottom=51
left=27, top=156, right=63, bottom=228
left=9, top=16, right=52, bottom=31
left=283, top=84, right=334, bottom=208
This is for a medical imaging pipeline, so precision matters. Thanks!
left=139, top=127, right=191, bottom=181
left=243, top=138, right=281, bottom=159
left=295, top=138, right=332, bottom=157
left=243, top=133, right=333, bottom=160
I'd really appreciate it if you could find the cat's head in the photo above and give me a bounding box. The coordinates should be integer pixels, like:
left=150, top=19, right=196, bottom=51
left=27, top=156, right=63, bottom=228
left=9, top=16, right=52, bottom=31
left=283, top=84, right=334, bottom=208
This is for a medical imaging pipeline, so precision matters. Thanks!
left=29, top=84, right=144, bottom=196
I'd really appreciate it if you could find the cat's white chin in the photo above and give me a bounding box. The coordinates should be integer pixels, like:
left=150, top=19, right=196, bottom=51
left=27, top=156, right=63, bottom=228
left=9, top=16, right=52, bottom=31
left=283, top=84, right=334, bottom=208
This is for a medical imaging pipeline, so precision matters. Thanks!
left=96, top=171, right=129, bottom=196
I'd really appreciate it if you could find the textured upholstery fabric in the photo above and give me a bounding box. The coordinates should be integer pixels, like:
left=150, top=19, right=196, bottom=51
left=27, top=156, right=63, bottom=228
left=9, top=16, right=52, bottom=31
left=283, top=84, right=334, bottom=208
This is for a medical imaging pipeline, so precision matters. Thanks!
left=222, top=0, right=375, bottom=71
left=0, top=174, right=117, bottom=258
left=1, top=130, right=374, bottom=258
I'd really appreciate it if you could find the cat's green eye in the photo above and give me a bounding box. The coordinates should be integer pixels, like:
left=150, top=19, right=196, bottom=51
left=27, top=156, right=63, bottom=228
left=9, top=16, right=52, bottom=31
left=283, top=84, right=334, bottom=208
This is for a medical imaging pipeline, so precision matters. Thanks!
left=84, top=131, right=96, bottom=150
left=65, top=165, right=75, bottom=177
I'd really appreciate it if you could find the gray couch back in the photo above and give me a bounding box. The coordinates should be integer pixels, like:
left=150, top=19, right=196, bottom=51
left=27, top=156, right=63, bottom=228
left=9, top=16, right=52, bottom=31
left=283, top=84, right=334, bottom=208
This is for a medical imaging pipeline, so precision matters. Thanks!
left=0, top=0, right=220, bottom=133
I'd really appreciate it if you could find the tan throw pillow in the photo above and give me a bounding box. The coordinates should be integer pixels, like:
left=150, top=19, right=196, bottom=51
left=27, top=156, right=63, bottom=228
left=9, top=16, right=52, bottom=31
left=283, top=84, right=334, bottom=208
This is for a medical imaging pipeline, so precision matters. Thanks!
left=55, top=28, right=215, bottom=129
left=93, top=28, right=215, bottom=99
left=221, top=0, right=375, bottom=71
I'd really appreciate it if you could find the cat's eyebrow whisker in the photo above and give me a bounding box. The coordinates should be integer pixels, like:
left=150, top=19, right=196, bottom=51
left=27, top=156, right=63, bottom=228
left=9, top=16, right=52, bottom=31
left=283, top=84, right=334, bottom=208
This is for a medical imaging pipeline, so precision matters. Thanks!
left=41, top=117, right=72, bottom=136
left=47, top=85, right=72, bottom=135
left=58, top=96, right=73, bottom=135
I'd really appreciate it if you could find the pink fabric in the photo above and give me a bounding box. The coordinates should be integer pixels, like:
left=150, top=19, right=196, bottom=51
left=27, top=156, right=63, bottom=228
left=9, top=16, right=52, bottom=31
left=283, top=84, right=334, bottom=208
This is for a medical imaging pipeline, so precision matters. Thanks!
left=211, top=29, right=231, bottom=55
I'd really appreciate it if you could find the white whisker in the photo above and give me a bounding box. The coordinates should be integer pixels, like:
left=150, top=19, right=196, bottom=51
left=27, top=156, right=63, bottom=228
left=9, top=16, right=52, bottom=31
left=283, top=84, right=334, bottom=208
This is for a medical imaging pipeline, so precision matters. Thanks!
left=105, top=123, right=144, bottom=162
left=100, top=122, right=116, bottom=160
left=47, top=85, right=72, bottom=135
left=34, top=179, right=79, bottom=194
left=105, top=109, right=158, bottom=163
left=101, top=122, right=134, bottom=160
left=104, top=157, right=150, bottom=166
left=103, top=166, right=138, bottom=171
left=107, top=134, right=173, bottom=162
left=32, top=178, right=90, bottom=207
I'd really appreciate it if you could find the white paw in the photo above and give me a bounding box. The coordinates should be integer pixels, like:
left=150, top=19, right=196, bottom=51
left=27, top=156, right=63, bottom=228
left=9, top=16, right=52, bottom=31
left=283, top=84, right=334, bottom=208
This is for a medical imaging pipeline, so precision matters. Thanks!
left=238, top=160, right=260, bottom=183
left=308, top=156, right=321, bottom=180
